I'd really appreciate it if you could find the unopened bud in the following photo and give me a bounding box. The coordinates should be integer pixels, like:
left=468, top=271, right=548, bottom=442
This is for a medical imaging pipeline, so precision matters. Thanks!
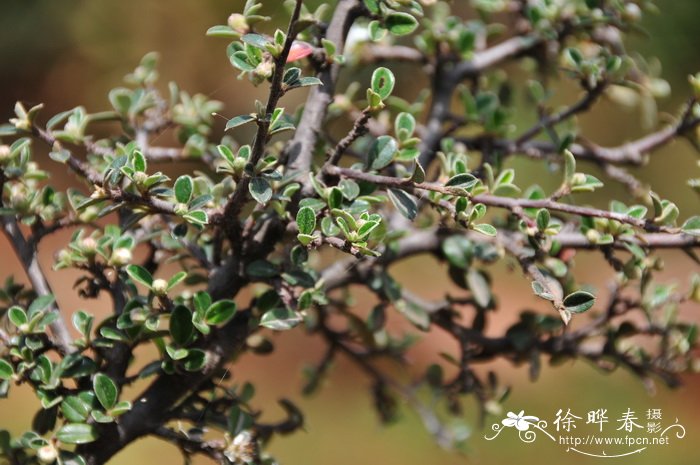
left=585, top=229, right=601, bottom=243
left=571, top=173, right=587, bottom=186
left=78, top=205, right=100, bottom=223
left=110, top=247, right=132, bottom=267
left=254, top=60, right=274, bottom=81
left=623, top=3, right=642, bottom=22
left=37, top=444, right=58, bottom=464
left=152, top=278, right=169, bottom=296
left=227, top=13, right=249, bottom=34
left=175, top=203, right=189, bottom=215
left=80, top=237, right=98, bottom=255
left=132, top=171, right=148, bottom=185
left=0, top=145, right=11, bottom=163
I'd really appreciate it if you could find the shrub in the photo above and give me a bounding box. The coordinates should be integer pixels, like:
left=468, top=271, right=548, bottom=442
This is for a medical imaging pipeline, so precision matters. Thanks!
left=1, top=1, right=699, bottom=464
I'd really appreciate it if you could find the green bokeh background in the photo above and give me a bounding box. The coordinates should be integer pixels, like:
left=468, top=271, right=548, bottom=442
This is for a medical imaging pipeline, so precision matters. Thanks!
left=1, top=1, right=699, bottom=464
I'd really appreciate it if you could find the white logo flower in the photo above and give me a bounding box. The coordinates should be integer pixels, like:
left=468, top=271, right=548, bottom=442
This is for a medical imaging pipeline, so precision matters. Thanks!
left=502, top=410, right=540, bottom=431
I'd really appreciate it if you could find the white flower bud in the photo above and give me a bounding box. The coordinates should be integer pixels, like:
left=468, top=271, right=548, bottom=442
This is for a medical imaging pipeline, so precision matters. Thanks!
left=132, top=171, right=148, bottom=185
left=228, top=13, right=249, bottom=34
left=80, top=237, right=98, bottom=255
left=152, top=279, right=169, bottom=296
left=37, top=444, right=58, bottom=464
left=110, top=247, right=132, bottom=267
left=0, top=145, right=11, bottom=163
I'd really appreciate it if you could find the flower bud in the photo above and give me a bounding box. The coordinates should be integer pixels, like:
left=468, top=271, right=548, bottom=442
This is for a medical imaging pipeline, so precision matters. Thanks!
left=152, top=278, right=169, bottom=296
left=623, top=3, right=642, bottom=22
left=175, top=203, right=189, bottom=215
left=227, top=13, right=249, bottom=34
left=253, top=60, right=275, bottom=81
left=37, top=444, right=58, bottom=464
left=585, top=229, right=601, bottom=243
left=0, top=145, right=12, bottom=163
left=571, top=172, right=587, bottom=186
left=80, top=237, right=98, bottom=255
left=78, top=206, right=100, bottom=223
left=132, top=171, right=148, bottom=185
left=110, top=247, right=132, bottom=267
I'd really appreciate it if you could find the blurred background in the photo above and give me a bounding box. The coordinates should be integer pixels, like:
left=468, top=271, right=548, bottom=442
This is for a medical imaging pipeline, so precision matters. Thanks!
left=1, top=1, right=700, bottom=464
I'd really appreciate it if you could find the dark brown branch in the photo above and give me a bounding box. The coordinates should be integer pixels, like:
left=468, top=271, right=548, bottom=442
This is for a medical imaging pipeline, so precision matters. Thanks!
left=220, top=0, right=306, bottom=241
left=324, top=165, right=680, bottom=233
left=284, top=0, right=364, bottom=192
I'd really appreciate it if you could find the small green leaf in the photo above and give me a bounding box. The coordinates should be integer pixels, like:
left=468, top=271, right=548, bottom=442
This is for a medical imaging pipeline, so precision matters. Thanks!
left=0, top=360, right=13, bottom=380
left=174, top=175, right=194, bottom=204
left=445, top=173, right=477, bottom=189
left=225, top=114, right=255, bottom=131
left=29, top=295, right=55, bottom=314
left=682, top=216, right=700, bottom=236
left=246, top=260, right=279, bottom=278
left=536, top=209, right=550, bottom=231
left=61, top=396, right=91, bottom=423
left=385, top=12, right=419, bottom=36
left=367, top=136, right=398, bottom=171
left=441, top=236, right=473, bottom=269
left=395, top=112, right=416, bottom=139
left=183, top=210, right=208, bottom=226
left=217, top=145, right=236, bottom=165
left=296, top=206, right=316, bottom=235
left=125, top=265, right=153, bottom=288
left=8, top=306, right=28, bottom=327
left=395, top=299, right=430, bottom=331
left=206, top=25, right=238, bottom=38
left=467, top=269, right=491, bottom=308
left=170, top=305, right=194, bottom=345
left=56, top=424, right=98, bottom=444
left=167, top=271, right=187, bottom=290
left=183, top=349, right=207, bottom=372
left=205, top=300, right=237, bottom=326
left=563, top=291, right=595, bottom=314
left=371, top=67, right=396, bottom=100
left=249, top=177, right=272, bottom=204
left=242, top=33, right=271, bottom=49
left=387, top=188, right=418, bottom=220
left=563, top=150, right=576, bottom=184
left=260, top=308, right=302, bottom=331
left=472, top=223, right=497, bottom=236
left=93, top=373, right=118, bottom=410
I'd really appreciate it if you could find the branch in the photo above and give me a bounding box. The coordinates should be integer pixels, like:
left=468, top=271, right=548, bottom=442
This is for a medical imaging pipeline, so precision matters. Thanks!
left=458, top=102, right=700, bottom=166
left=323, top=107, right=371, bottom=169
left=453, top=35, right=542, bottom=80
left=220, top=0, right=306, bottom=240
left=418, top=35, right=544, bottom=167
left=359, top=44, right=426, bottom=64
left=515, top=80, right=608, bottom=145
left=1, top=216, right=74, bottom=354
left=324, top=165, right=681, bottom=233
left=284, top=0, right=364, bottom=192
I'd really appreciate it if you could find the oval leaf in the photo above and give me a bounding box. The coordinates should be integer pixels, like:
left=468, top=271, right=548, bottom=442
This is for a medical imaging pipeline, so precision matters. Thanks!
left=385, top=12, right=419, bottom=36
left=93, top=373, right=118, bottom=410
left=125, top=265, right=153, bottom=288
left=205, top=300, right=238, bottom=326
left=260, top=308, right=302, bottom=331
left=371, top=67, right=396, bottom=100
left=367, top=136, right=398, bottom=171
left=296, top=206, right=316, bottom=235
left=174, top=175, right=194, bottom=204
left=56, top=423, right=98, bottom=444
left=563, top=291, right=596, bottom=314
